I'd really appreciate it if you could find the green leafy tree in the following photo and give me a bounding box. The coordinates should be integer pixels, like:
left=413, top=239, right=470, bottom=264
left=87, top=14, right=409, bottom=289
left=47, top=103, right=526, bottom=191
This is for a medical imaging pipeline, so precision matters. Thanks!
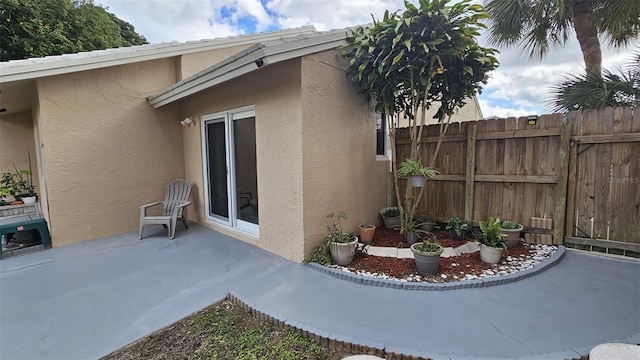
left=343, top=0, right=498, bottom=229
left=0, top=0, right=147, bottom=61
left=484, top=0, right=640, bottom=77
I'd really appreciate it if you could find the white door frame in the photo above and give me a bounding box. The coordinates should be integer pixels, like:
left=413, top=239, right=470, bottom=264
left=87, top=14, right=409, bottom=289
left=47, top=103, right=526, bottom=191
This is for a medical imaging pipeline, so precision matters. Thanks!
left=201, top=106, right=258, bottom=235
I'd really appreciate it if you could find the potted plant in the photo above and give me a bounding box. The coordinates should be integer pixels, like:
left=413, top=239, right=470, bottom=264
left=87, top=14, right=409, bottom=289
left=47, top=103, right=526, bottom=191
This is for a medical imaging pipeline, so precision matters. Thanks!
left=446, top=217, right=469, bottom=240
left=325, top=211, right=358, bottom=266
left=397, top=158, right=438, bottom=187
left=501, top=221, right=523, bottom=248
left=417, top=216, right=437, bottom=232
left=403, top=215, right=428, bottom=245
left=0, top=187, right=11, bottom=206
left=0, top=167, right=36, bottom=203
left=358, top=221, right=376, bottom=244
left=478, top=217, right=507, bottom=264
left=410, top=234, right=443, bottom=275
left=380, top=207, right=401, bottom=229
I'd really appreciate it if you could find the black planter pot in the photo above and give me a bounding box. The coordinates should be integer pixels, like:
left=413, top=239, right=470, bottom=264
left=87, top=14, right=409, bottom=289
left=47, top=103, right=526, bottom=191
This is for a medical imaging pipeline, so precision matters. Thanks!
left=449, top=229, right=466, bottom=241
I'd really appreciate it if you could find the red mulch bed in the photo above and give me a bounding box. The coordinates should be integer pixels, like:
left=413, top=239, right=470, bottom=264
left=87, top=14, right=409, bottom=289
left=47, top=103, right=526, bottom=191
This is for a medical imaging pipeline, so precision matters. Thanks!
left=347, top=226, right=535, bottom=282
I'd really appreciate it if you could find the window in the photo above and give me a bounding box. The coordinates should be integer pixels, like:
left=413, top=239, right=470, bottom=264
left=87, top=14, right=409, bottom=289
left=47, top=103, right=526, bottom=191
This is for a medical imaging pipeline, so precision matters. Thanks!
left=376, top=112, right=391, bottom=157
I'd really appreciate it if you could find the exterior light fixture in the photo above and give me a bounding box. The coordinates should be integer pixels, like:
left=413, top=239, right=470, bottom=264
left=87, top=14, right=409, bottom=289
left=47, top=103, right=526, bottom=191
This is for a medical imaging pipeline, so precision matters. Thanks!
left=527, top=115, right=538, bottom=125
left=180, top=117, right=193, bottom=126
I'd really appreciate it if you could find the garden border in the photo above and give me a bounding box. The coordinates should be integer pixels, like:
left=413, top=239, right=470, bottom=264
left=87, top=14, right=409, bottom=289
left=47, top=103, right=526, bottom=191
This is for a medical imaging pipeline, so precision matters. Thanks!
left=307, top=245, right=565, bottom=290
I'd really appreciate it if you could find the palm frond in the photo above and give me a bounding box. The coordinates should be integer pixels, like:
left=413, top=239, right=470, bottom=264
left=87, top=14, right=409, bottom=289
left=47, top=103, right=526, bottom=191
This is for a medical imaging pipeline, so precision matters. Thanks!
left=594, top=0, right=640, bottom=48
left=485, top=0, right=573, bottom=60
left=547, top=49, right=640, bottom=113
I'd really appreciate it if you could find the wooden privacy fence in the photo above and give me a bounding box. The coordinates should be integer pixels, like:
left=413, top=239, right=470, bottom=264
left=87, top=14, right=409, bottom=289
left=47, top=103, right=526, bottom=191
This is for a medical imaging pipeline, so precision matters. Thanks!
left=396, top=107, right=640, bottom=254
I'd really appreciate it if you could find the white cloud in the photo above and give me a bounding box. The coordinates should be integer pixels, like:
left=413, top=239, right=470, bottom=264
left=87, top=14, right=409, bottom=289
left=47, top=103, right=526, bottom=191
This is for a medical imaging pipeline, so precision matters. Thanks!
left=97, top=0, right=638, bottom=117
left=476, top=98, right=539, bottom=119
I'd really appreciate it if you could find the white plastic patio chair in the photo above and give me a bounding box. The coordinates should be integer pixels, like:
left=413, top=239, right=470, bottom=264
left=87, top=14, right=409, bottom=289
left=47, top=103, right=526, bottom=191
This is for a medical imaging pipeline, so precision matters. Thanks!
left=139, top=179, right=192, bottom=239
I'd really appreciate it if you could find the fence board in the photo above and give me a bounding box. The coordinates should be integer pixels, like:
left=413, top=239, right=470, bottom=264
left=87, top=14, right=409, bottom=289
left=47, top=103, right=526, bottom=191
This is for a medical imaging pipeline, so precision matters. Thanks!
left=394, top=107, right=638, bottom=246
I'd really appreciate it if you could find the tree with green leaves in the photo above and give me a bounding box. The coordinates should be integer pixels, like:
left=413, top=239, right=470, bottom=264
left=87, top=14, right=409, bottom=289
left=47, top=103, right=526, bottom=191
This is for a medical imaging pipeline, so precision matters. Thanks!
left=484, top=0, right=640, bottom=77
left=0, top=0, right=147, bottom=61
left=343, top=0, right=498, bottom=229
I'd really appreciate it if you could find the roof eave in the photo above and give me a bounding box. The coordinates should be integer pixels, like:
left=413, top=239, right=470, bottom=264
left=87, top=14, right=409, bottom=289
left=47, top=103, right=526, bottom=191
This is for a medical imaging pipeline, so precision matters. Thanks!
left=148, top=30, right=348, bottom=109
left=0, top=26, right=316, bottom=84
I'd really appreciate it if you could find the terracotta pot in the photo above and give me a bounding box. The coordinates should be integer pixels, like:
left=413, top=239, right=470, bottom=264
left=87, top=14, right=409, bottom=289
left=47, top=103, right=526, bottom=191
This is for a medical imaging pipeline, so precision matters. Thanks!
left=411, top=243, right=443, bottom=275
left=480, top=244, right=504, bottom=264
left=329, top=237, right=358, bottom=266
left=359, top=225, right=376, bottom=244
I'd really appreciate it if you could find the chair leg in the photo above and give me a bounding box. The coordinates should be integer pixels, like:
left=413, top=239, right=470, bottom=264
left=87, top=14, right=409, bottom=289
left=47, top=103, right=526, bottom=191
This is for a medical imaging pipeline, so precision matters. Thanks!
left=181, top=216, right=188, bottom=229
left=139, top=223, right=144, bottom=239
left=170, top=217, right=177, bottom=239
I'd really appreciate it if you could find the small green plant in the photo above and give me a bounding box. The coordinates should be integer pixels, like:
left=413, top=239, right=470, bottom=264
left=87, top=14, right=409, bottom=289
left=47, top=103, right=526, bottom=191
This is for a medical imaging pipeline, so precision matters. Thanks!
left=360, top=220, right=375, bottom=228
left=501, top=221, right=521, bottom=230
left=1, top=155, right=36, bottom=198
left=403, top=215, right=429, bottom=237
left=306, top=211, right=355, bottom=264
left=397, top=159, right=439, bottom=179
left=446, top=217, right=469, bottom=237
left=383, top=207, right=400, bottom=217
left=413, top=234, right=442, bottom=253
left=0, top=169, right=34, bottom=197
left=478, top=217, right=507, bottom=249
left=325, top=211, right=354, bottom=243
left=307, top=241, right=332, bottom=265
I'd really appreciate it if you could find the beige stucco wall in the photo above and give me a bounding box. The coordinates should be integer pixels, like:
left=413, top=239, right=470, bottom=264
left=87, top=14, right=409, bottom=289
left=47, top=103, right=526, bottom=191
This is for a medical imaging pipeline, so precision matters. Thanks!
left=179, top=59, right=305, bottom=261
left=177, top=50, right=388, bottom=262
left=396, top=98, right=483, bottom=128
left=180, top=45, right=252, bottom=79
left=35, top=58, right=185, bottom=246
left=0, top=111, right=40, bottom=199
left=300, top=49, right=388, bottom=259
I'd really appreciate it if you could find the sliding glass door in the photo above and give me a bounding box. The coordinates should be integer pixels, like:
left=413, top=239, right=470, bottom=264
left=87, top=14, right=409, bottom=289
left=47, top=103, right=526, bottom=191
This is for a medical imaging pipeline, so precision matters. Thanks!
left=203, top=107, right=258, bottom=235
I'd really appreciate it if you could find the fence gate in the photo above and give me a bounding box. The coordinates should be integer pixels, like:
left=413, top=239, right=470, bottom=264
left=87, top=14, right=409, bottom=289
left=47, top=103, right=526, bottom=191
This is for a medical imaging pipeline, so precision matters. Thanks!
left=564, top=108, right=640, bottom=256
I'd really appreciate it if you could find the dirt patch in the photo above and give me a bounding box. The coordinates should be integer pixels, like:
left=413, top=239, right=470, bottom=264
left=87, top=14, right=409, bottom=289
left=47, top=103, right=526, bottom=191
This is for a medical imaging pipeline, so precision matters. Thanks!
left=101, top=299, right=351, bottom=360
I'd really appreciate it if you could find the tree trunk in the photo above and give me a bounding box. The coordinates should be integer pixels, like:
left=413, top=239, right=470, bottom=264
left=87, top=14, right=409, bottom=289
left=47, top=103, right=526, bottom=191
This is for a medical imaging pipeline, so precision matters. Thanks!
left=573, top=0, right=602, bottom=76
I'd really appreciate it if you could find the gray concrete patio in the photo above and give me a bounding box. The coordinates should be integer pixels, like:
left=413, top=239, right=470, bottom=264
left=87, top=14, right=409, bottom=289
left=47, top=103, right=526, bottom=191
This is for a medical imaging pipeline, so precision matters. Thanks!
left=1, top=224, right=638, bottom=360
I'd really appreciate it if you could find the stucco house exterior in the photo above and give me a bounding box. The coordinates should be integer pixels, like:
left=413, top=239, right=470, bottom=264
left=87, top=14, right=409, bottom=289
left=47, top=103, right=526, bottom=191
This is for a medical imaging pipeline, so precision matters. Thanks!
left=0, top=26, right=482, bottom=262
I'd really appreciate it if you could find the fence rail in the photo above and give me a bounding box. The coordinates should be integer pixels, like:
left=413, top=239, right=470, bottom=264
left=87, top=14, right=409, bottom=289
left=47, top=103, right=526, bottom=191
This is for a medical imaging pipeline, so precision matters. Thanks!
left=396, top=107, right=639, bottom=251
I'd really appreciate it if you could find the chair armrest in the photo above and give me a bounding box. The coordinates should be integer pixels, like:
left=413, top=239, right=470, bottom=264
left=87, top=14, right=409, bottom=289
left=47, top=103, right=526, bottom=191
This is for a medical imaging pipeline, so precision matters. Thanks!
left=139, top=201, right=163, bottom=209
left=170, top=201, right=191, bottom=216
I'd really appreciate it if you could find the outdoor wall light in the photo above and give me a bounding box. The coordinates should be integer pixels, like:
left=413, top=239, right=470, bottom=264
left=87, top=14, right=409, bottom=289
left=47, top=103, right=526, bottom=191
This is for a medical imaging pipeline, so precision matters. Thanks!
left=180, top=116, right=193, bottom=126
left=527, top=115, right=538, bottom=125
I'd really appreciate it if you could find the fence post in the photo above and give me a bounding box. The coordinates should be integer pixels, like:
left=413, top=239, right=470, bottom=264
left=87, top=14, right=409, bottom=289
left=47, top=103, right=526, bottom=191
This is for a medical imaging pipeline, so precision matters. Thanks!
left=553, top=121, right=572, bottom=245
left=464, top=124, right=477, bottom=222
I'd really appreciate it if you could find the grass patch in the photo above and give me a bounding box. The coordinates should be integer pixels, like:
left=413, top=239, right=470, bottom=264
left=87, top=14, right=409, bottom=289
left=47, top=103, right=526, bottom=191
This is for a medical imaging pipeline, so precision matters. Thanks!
left=101, top=299, right=350, bottom=360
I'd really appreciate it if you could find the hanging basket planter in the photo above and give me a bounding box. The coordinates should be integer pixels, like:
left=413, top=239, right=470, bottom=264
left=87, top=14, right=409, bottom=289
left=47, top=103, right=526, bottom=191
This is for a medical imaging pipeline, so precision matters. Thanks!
left=408, top=175, right=427, bottom=187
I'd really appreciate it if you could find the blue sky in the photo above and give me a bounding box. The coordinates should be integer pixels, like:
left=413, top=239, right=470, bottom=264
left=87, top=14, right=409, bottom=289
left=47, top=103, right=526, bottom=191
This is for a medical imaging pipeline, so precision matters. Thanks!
left=98, top=0, right=634, bottom=118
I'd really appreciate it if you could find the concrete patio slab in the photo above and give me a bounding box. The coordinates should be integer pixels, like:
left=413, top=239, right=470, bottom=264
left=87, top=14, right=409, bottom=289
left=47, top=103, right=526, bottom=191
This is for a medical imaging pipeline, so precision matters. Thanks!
left=1, top=224, right=638, bottom=360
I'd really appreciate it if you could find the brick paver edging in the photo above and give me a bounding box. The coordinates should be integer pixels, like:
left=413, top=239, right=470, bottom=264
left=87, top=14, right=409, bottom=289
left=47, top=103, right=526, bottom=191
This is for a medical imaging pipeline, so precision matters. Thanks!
left=307, top=246, right=565, bottom=290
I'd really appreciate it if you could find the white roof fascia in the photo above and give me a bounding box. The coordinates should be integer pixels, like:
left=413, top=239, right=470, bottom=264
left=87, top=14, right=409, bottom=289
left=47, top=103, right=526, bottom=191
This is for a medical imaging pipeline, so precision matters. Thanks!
left=148, top=29, right=348, bottom=108
left=0, top=26, right=316, bottom=84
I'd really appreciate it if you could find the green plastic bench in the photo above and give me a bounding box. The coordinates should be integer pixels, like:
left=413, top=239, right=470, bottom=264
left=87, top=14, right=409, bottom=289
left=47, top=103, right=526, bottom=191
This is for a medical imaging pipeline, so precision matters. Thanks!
left=0, top=218, right=51, bottom=257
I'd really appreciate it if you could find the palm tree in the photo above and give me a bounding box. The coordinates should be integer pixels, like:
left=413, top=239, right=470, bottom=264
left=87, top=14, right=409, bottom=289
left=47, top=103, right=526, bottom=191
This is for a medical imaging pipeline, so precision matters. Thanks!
left=548, top=51, right=640, bottom=113
left=484, top=0, right=640, bottom=76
